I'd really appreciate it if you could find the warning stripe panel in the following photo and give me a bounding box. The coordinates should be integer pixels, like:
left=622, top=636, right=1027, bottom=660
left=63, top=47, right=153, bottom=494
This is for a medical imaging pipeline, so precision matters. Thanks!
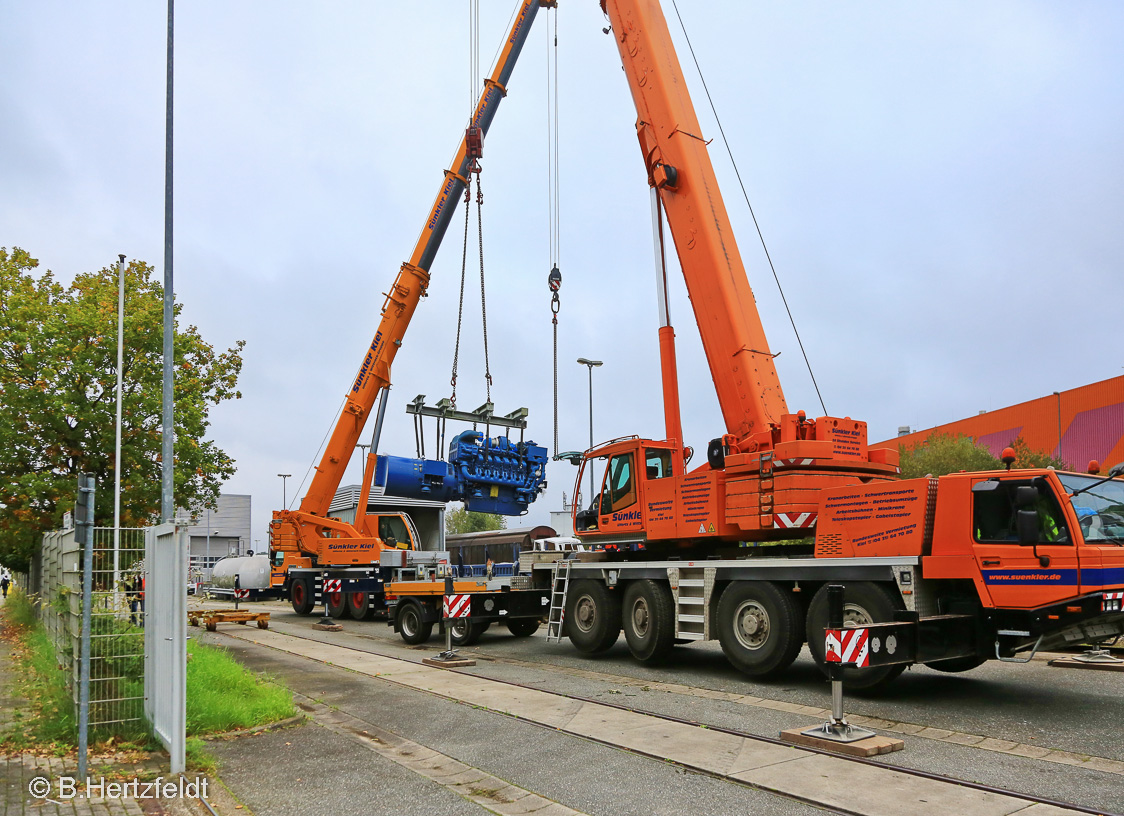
left=443, top=594, right=471, bottom=618
left=323, top=580, right=342, bottom=594
left=825, top=627, right=869, bottom=668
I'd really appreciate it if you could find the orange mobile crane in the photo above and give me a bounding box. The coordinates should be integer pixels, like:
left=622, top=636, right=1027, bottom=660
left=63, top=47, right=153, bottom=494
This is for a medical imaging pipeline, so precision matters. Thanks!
left=269, top=0, right=551, bottom=623
left=539, top=0, right=1124, bottom=691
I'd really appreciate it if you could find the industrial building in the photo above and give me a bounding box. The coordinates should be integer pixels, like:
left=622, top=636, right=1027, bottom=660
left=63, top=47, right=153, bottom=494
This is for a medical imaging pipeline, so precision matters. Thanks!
left=883, top=375, right=1124, bottom=471
left=181, top=493, right=252, bottom=576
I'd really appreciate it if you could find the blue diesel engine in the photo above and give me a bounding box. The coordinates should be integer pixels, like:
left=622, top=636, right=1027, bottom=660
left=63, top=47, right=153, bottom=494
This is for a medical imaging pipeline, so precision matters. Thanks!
left=374, top=431, right=547, bottom=515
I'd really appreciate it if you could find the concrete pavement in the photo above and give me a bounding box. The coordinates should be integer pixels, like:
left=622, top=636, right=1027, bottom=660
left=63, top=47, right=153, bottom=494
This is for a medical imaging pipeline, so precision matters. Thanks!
left=212, top=624, right=1098, bottom=816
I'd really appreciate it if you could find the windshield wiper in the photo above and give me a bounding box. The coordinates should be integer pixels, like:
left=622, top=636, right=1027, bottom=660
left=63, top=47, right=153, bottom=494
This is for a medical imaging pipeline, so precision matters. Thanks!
left=1069, top=461, right=1124, bottom=499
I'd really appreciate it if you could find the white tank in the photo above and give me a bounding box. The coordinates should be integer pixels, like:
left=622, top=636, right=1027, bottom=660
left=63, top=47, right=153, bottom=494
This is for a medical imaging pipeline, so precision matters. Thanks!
left=210, top=555, right=270, bottom=590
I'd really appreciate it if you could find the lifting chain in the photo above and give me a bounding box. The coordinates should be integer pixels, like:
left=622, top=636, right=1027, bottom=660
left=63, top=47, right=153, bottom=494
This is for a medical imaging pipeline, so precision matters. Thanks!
left=449, top=182, right=472, bottom=409
left=450, top=164, right=492, bottom=407
left=476, top=174, right=492, bottom=403
left=549, top=265, right=561, bottom=457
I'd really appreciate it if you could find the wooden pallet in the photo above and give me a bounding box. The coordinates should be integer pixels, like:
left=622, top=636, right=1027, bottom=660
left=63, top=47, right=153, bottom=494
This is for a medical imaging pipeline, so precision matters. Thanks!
left=188, top=609, right=270, bottom=632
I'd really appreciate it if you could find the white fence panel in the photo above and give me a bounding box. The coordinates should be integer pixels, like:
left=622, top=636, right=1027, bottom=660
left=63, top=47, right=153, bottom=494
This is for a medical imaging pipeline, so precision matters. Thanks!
left=143, top=522, right=186, bottom=773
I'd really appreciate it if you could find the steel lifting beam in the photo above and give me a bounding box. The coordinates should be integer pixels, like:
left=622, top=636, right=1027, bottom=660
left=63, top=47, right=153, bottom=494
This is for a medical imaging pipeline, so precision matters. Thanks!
left=407, top=394, right=529, bottom=430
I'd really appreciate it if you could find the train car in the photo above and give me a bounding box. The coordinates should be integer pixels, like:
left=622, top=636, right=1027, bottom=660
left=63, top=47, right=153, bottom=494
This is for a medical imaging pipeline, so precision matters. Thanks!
left=445, top=525, right=556, bottom=576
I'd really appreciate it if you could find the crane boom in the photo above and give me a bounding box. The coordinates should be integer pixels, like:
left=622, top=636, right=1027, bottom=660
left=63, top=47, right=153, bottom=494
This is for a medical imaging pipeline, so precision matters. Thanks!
left=572, top=1, right=899, bottom=549
left=603, top=0, right=786, bottom=448
left=297, top=1, right=545, bottom=519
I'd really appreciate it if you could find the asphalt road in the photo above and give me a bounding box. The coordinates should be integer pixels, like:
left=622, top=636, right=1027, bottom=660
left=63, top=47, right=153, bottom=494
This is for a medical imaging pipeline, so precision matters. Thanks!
left=201, top=599, right=1124, bottom=814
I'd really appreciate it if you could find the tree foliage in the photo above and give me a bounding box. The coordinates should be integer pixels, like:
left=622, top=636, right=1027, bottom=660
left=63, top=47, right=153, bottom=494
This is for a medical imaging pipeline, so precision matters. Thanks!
left=0, top=247, right=243, bottom=571
left=445, top=506, right=506, bottom=535
left=899, top=432, right=1070, bottom=480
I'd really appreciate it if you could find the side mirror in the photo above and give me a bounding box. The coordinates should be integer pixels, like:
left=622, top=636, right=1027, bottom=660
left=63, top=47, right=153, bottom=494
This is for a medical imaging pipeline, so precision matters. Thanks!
left=1016, top=509, right=1040, bottom=545
left=1015, top=485, right=1039, bottom=508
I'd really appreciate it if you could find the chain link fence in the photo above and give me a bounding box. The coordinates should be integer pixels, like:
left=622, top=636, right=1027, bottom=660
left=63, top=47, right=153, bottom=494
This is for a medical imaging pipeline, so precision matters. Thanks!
left=32, top=526, right=147, bottom=737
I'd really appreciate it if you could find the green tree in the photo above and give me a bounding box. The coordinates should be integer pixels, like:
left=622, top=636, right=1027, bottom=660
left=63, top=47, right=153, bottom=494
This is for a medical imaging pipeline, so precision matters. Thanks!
left=898, top=432, right=1071, bottom=480
left=899, top=433, right=1002, bottom=479
left=445, top=505, right=506, bottom=535
left=1006, top=436, right=1071, bottom=471
left=0, top=247, right=243, bottom=571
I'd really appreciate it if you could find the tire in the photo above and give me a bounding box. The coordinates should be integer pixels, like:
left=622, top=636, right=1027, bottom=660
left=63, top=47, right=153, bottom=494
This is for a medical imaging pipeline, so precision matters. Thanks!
left=257, top=619, right=269, bottom=630
left=925, top=655, right=987, bottom=673
left=805, top=582, right=906, bottom=693
left=449, top=618, right=488, bottom=647
left=349, top=591, right=373, bottom=621
left=565, top=579, right=622, bottom=654
left=290, top=577, right=314, bottom=615
left=326, top=587, right=351, bottom=619
left=506, top=618, right=540, bottom=637
left=396, top=601, right=432, bottom=645
left=621, top=580, right=676, bottom=663
left=716, top=581, right=804, bottom=679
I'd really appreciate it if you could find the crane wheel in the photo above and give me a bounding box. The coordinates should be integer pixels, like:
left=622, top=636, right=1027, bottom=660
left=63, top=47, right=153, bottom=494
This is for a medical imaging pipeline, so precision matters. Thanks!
left=396, top=601, right=433, bottom=645
left=449, top=618, right=488, bottom=647
left=716, top=581, right=804, bottom=679
left=290, top=577, right=314, bottom=616
left=505, top=618, right=540, bottom=638
left=805, top=581, right=906, bottom=694
left=326, top=588, right=351, bottom=620
left=622, top=580, right=676, bottom=663
left=565, top=579, right=622, bottom=654
left=349, top=591, right=374, bottom=621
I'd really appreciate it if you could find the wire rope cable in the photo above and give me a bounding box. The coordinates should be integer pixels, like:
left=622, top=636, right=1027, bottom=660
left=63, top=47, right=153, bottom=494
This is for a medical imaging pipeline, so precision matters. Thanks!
left=669, top=0, right=827, bottom=417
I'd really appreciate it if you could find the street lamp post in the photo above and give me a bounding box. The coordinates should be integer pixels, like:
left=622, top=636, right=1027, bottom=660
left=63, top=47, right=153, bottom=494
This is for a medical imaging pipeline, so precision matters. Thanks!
left=577, top=358, right=603, bottom=502
left=278, top=473, right=292, bottom=508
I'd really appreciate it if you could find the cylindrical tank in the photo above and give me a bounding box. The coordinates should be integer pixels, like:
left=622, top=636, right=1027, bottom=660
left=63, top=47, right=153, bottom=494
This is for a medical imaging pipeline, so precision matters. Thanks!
left=210, top=555, right=270, bottom=590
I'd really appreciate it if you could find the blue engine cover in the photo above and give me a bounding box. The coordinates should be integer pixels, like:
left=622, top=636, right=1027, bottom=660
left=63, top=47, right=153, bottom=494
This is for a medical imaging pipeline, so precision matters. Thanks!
left=375, top=455, right=459, bottom=502
left=373, top=432, right=547, bottom=515
left=448, top=431, right=548, bottom=515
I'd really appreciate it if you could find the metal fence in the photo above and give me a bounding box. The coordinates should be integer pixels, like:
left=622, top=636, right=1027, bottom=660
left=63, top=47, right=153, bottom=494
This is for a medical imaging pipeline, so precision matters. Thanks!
left=34, top=526, right=147, bottom=737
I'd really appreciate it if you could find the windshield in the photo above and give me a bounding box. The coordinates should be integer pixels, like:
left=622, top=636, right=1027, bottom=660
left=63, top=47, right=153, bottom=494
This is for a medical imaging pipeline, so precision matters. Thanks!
left=1059, top=474, right=1124, bottom=544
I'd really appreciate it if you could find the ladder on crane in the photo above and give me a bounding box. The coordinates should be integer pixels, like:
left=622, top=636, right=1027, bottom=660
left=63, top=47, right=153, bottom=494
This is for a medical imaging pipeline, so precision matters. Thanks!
left=545, top=560, right=571, bottom=642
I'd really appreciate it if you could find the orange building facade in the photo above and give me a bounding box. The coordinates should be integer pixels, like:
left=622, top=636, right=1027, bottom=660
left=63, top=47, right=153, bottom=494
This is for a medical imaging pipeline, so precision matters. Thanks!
left=880, top=375, right=1124, bottom=472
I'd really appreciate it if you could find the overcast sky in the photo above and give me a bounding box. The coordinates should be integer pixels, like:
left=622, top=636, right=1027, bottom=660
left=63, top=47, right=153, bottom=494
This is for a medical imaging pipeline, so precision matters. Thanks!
left=3, top=1, right=1123, bottom=544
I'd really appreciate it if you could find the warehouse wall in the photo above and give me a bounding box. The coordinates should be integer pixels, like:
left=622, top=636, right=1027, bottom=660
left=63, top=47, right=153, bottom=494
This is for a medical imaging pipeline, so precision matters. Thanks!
left=880, top=376, right=1124, bottom=472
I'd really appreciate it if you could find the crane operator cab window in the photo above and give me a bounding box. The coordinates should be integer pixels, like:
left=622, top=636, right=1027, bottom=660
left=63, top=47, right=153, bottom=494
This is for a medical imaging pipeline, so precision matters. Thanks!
left=605, top=453, right=637, bottom=514
left=645, top=448, right=672, bottom=481
left=378, top=515, right=411, bottom=549
left=973, top=479, right=1071, bottom=544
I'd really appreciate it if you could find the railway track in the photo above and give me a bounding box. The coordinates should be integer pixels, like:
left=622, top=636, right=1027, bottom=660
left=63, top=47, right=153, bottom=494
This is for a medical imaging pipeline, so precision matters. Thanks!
left=214, top=616, right=1120, bottom=816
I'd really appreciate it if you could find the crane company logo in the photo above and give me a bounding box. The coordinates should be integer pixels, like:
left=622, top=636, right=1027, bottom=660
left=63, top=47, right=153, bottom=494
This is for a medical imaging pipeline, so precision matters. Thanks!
left=428, top=175, right=458, bottom=231
left=612, top=510, right=641, bottom=524
left=352, top=332, right=384, bottom=393
left=509, top=2, right=532, bottom=47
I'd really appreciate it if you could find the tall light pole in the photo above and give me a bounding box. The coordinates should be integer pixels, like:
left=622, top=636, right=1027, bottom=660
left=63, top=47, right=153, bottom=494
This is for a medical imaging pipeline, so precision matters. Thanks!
left=577, top=358, right=603, bottom=501
left=278, top=473, right=292, bottom=508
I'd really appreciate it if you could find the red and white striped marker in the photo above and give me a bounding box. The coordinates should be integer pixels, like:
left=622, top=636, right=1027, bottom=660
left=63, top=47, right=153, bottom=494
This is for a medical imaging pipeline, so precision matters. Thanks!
left=234, top=589, right=249, bottom=600
left=1103, top=591, right=1124, bottom=613
left=774, top=512, right=817, bottom=529
left=825, top=627, right=870, bottom=668
left=443, top=594, right=471, bottom=619
left=323, top=579, right=342, bottom=594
